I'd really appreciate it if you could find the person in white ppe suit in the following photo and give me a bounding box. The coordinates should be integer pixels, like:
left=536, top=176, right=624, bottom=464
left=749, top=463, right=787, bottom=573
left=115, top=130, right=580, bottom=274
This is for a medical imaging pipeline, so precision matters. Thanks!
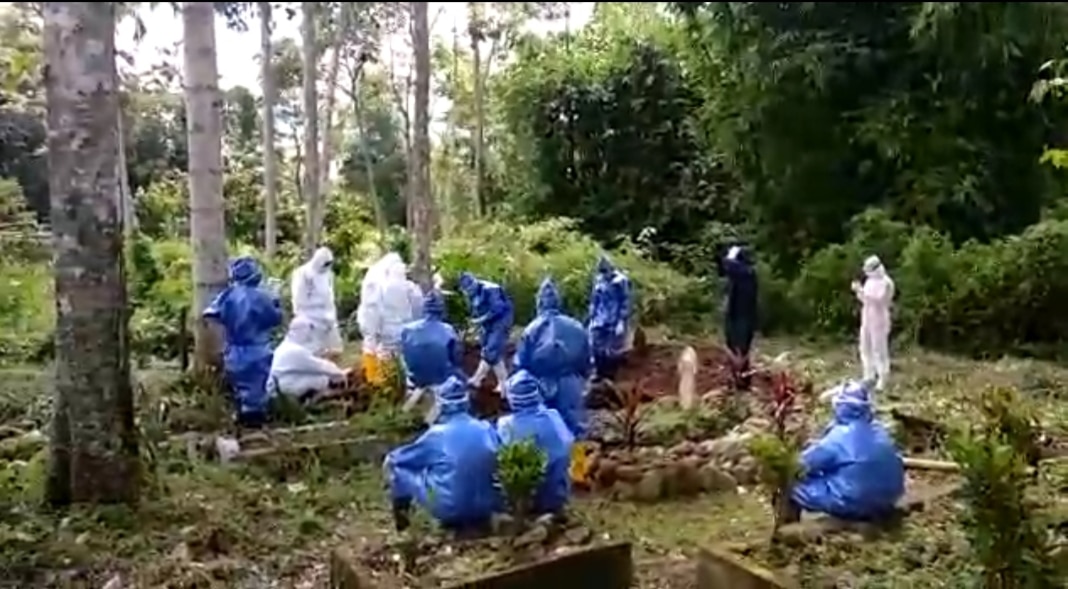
left=269, top=316, right=350, bottom=400
left=356, top=253, right=423, bottom=385
left=291, top=246, right=343, bottom=359
left=851, top=255, right=894, bottom=391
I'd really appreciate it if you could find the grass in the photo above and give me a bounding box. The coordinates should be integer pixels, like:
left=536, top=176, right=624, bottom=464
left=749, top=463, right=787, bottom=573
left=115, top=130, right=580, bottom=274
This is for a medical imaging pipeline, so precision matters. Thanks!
left=2, top=335, right=1068, bottom=586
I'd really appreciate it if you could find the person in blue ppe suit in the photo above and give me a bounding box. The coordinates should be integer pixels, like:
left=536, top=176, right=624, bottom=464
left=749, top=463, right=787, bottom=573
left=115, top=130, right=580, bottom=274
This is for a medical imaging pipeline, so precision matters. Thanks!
left=718, top=244, right=759, bottom=390
left=400, top=288, right=466, bottom=417
left=384, top=376, right=502, bottom=532
left=791, top=380, right=905, bottom=521
left=458, top=272, right=514, bottom=394
left=514, top=277, right=593, bottom=483
left=588, top=255, right=631, bottom=382
left=203, top=257, right=284, bottom=428
left=496, top=370, right=574, bottom=515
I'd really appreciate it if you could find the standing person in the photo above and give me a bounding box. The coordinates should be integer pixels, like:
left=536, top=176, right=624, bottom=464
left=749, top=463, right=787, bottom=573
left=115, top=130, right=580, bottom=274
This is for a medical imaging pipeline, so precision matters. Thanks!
left=458, top=271, right=514, bottom=394
left=852, top=255, right=894, bottom=391
left=719, top=244, right=758, bottom=389
left=203, top=257, right=284, bottom=428
left=290, top=246, right=342, bottom=361
left=588, top=254, right=631, bottom=382
left=514, top=277, right=592, bottom=484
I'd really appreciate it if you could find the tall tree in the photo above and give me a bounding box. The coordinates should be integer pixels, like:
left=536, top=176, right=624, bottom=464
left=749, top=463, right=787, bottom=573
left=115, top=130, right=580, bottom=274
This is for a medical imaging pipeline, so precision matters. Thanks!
left=182, top=1, right=228, bottom=368
left=301, top=1, right=322, bottom=254
left=259, top=1, right=278, bottom=259
left=43, top=1, right=138, bottom=505
left=409, top=1, right=431, bottom=289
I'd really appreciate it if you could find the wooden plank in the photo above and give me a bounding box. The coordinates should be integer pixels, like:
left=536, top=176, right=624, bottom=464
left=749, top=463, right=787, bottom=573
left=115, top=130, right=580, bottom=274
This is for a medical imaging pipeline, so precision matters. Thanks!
left=696, top=546, right=796, bottom=589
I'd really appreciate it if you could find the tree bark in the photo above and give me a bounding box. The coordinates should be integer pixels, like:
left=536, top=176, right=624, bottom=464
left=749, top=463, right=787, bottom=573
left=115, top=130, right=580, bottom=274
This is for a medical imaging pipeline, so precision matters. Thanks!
left=300, top=1, right=322, bottom=255
left=260, top=1, right=278, bottom=260
left=318, top=6, right=349, bottom=203
left=410, top=1, right=432, bottom=290
left=351, top=73, right=388, bottom=247
left=467, top=3, right=485, bottom=218
left=182, top=1, right=228, bottom=369
left=43, top=1, right=139, bottom=506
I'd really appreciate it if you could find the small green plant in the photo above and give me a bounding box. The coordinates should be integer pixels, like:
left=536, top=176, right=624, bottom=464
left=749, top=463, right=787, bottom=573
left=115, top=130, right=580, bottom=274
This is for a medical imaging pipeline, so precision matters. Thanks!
left=949, top=386, right=1058, bottom=589
left=747, top=433, right=802, bottom=536
left=608, top=382, right=650, bottom=451
left=497, top=438, right=548, bottom=521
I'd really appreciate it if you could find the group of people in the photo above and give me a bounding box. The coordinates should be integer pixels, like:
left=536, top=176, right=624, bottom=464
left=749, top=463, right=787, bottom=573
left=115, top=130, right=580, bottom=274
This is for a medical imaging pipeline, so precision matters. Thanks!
left=203, top=241, right=902, bottom=527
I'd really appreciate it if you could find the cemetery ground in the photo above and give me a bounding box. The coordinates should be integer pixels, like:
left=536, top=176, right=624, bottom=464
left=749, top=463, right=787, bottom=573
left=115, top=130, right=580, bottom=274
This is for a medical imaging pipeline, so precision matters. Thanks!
left=2, top=336, right=1068, bottom=588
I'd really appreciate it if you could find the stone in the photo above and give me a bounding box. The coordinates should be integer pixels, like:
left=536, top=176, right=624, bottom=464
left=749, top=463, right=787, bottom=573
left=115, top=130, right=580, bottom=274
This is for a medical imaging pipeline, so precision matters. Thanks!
left=634, top=470, right=664, bottom=503
left=514, top=523, right=550, bottom=548
left=661, top=463, right=682, bottom=498
left=669, top=440, right=696, bottom=457
left=699, top=465, right=738, bottom=493
left=596, top=458, right=620, bottom=489
left=615, top=464, right=643, bottom=483
left=676, top=456, right=704, bottom=496
left=612, top=481, right=637, bottom=501
left=731, top=457, right=760, bottom=485
left=491, top=513, right=518, bottom=536
left=564, top=525, right=593, bottom=546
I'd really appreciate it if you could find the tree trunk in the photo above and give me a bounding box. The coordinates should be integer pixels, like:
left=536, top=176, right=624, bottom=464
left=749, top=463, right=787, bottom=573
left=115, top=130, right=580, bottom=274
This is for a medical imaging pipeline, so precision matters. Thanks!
left=318, top=8, right=349, bottom=203
left=260, top=1, right=278, bottom=260
left=182, top=1, right=228, bottom=370
left=116, top=103, right=136, bottom=240
left=352, top=75, right=388, bottom=248
left=468, top=6, right=485, bottom=218
left=410, top=1, right=432, bottom=290
left=43, top=1, right=139, bottom=506
left=300, top=1, right=322, bottom=255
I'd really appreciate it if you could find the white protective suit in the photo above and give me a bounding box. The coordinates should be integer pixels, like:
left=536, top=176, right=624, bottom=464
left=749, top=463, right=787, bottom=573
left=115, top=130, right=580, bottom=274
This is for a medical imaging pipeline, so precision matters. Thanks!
left=269, top=316, right=348, bottom=399
left=376, top=257, right=423, bottom=355
left=853, top=255, right=894, bottom=391
left=356, top=255, right=393, bottom=356
left=291, top=246, right=343, bottom=355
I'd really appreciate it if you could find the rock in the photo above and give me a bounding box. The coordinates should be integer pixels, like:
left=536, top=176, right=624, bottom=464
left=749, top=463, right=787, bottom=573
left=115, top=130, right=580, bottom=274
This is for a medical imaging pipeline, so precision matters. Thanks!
left=102, top=574, right=124, bottom=589
left=731, top=457, right=759, bottom=485
left=514, top=523, right=549, bottom=548
left=214, top=436, right=241, bottom=464
left=660, top=463, right=682, bottom=498
left=669, top=440, right=696, bottom=457
left=676, top=456, right=703, bottom=496
left=739, top=417, right=771, bottom=434
left=491, top=513, right=518, bottom=536
left=0, top=430, right=46, bottom=461
left=0, top=425, right=26, bottom=441
left=634, top=470, right=664, bottom=503
left=698, top=465, right=737, bottom=493
left=563, top=525, right=593, bottom=546
left=612, top=481, right=637, bottom=501
left=615, top=464, right=642, bottom=483
left=595, top=458, right=619, bottom=489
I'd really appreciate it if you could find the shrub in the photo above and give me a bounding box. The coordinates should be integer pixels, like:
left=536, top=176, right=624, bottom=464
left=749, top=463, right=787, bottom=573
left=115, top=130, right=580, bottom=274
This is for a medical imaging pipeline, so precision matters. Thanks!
left=434, top=218, right=715, bottom=330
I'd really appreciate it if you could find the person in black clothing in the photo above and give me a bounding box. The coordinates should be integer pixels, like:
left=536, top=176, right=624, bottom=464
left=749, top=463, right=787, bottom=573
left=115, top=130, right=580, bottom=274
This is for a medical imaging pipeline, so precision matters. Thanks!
left=718, top=244, right=759, bottom=389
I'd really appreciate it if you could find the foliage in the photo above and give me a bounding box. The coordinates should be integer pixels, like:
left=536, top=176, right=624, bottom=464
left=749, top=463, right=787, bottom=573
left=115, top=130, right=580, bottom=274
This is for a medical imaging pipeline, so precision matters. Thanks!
left=497, top=437, right=548, bottom=519
left=607, top=383, right=649, bottom=452
left=747, top=432, right=801, bottom=534
left=948, top=386, right=1058, bottom=588
left=435, top=218, right=714, bottom=330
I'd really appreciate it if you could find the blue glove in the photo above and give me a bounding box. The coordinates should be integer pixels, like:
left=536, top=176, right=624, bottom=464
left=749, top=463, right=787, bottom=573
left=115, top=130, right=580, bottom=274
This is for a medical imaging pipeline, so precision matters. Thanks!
left=615, top=321, right=625, bottom=336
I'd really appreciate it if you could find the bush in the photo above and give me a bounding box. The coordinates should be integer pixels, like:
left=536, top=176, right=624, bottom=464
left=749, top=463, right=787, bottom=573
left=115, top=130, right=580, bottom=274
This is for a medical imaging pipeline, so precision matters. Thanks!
left=434, top=218, right=715, bottom=330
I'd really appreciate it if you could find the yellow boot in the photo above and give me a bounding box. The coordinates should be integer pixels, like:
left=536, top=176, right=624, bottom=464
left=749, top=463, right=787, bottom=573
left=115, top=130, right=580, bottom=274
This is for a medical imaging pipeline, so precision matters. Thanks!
left=569, top=442, right=590, bottom=486
left=362, top=352, right=385, bottom=386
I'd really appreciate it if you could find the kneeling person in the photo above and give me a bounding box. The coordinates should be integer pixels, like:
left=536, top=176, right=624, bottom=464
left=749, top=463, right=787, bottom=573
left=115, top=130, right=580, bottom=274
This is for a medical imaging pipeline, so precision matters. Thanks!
left=384, top=377, right=502, bottom=531
left=269, top=316, right=350, bottom=401
left=496, top=370, right=575, bottom=515
left=400, top=288, right=465, bottom=421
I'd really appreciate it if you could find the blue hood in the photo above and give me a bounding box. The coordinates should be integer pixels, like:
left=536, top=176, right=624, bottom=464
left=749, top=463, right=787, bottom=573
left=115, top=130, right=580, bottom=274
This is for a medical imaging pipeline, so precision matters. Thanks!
left=505, top=370, right=544, bottom=413
left=458, top=271, right=479, bottom=297
left=832, top=381, right=873, bottom=424
left=595, top=254, right=614, bottom=277
left=536, top=277, right=561, bottom=315
left=423, top=289, right=445, bottom=320
left=436, top=376, right=470, bottom=417
left=229, top=256, right=263, bottom=287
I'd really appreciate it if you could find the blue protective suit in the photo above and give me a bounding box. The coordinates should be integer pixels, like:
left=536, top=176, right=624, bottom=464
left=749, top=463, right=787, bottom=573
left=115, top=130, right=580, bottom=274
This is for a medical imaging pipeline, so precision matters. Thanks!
left=458, top=272, right=514, bottom=364
left=496, top=370, right=574, bottom=514
left=384, top=377, right=502, bottom=527
left=718, top=245, right=758, bottom=359
left=400, top=289, right=465, bottom=388
left=588, top=255, right=631, bottom=378
left=791, top=381, right=905, bottom=521
left=514, top=278, right=592, bottom=439
left=203, top=257, right=284, bottom=419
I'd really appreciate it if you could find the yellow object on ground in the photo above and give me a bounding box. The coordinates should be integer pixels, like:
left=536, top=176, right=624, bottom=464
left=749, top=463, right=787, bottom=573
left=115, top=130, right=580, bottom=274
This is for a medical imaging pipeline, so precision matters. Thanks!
left=362, top=352, right=385, bottom=386
left=569, top=441, right=590, bottom=485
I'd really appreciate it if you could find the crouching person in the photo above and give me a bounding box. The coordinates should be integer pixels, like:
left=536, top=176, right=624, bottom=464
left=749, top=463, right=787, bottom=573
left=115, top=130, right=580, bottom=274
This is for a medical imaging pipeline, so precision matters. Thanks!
left=790, top=380, right=905, bottom=521
left=496, top=370, right=575, bottom=515
left=384, top=377, right=502, bottom=532
left=268, top=316, right=350, bottom=401
left=400, top=288, right=466, bottom=422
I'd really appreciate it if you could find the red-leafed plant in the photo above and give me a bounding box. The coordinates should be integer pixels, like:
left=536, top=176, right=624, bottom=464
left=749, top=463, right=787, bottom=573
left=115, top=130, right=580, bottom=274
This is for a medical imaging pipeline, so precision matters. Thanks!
left=609, top=380, right=650, bottom=452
